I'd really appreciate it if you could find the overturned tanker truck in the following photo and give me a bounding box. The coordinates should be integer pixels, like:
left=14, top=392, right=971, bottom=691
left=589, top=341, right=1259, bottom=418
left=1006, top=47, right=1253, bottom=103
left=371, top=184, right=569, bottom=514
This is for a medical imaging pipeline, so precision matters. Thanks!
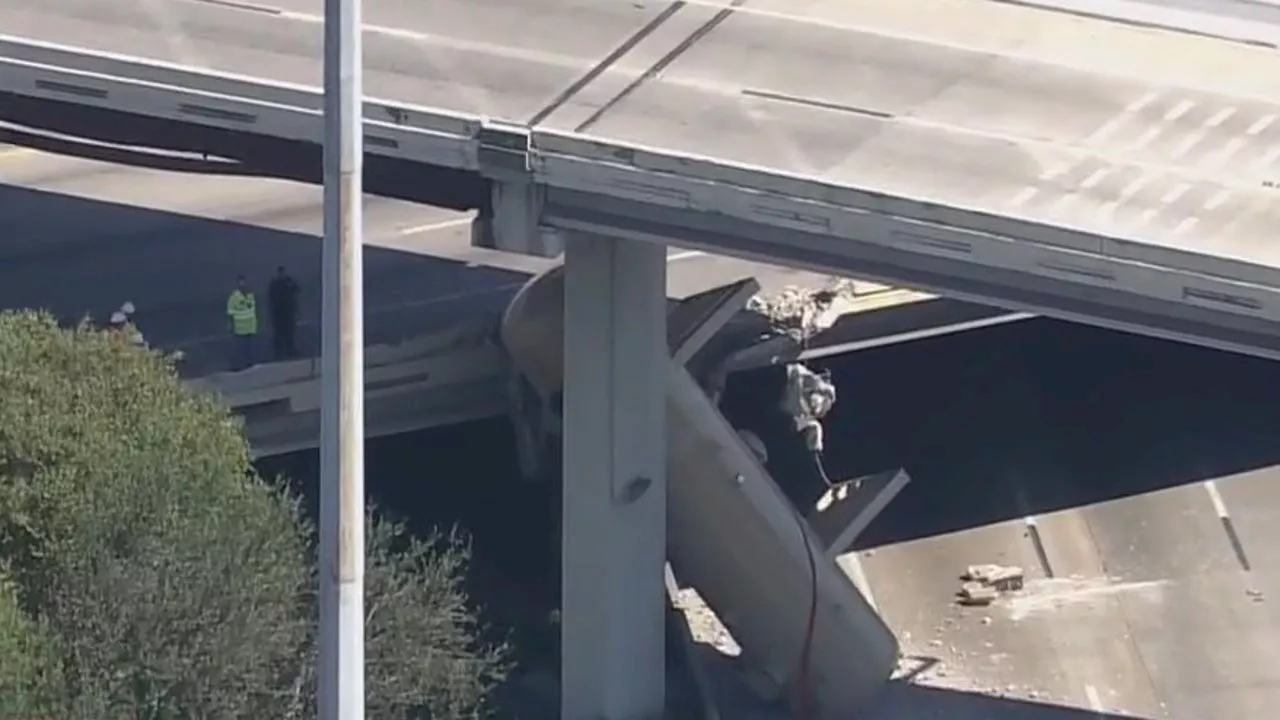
left=500, top=265, right=905, bottom=717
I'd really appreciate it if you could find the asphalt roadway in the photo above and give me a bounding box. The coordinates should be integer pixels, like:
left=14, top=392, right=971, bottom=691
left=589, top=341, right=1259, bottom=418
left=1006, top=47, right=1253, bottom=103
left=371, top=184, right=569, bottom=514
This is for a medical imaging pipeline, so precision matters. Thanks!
left=716, top=315, right=1280, bottom=719
left=10, top=0, right=1280, bottom=277
left=0, top=139, right=858, bottom=375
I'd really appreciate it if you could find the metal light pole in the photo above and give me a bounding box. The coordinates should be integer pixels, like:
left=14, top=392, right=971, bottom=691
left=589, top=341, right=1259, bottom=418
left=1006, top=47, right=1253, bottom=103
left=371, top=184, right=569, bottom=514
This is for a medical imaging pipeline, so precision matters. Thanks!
left=319, top=0, right=365, bottom=714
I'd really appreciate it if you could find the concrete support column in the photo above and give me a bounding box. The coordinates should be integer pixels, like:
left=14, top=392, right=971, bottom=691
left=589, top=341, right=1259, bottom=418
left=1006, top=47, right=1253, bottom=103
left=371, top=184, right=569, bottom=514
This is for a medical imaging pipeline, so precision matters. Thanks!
left=561, top=233, right=668, bottom=720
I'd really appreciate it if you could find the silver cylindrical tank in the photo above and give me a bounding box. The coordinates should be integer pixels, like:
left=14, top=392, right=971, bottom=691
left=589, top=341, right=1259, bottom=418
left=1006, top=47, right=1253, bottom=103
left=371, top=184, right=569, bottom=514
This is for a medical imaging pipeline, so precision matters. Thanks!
left=501, top=266, right=898, bottom=717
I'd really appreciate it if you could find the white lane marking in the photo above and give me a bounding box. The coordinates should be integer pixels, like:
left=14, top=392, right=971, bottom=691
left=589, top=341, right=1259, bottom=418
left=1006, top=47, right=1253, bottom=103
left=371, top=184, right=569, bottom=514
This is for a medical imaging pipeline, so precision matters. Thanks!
left=1173, top=216, right=1199, bottom=235
left=1205, top=107, right=1235, bottom=128
left=1161, top=183, right=1191, bottom=204
left=1010, top=186, right=1039, bottom=206
left=1204, top=189, right=1231, bottom=211
left=1247, top=115, right=1277, bottom=136
left=1134, top=207, right=1158, bottom=227
left=1084, top=115, right=1131, bottom=147
left=277, top=8, right=569, bottom=67
left=898, top=109, right=1268, bottom=195
left=141, top=0, right=204, bottom=66
left=1127, top=93, right=1160, bottom=114
left=1164, top=100, right=1195, bottom=122
left=1261, top=145, right=1280, bottom=170
left=1129, top=125, right=1164, bottom=150
left=1085, top=684, right=1106, bottom=717
left=1039, top=160, right=1074, bottom=181
left=1079, top=168, right=1109, bottom=189
left=273, top=8, right=508, bottom=113
left=397, top=217, right=473, bottom=236
left=1083, top=92, right=1158, bottom=147
left=694, top=1, right=1280, bottom=110
left=1203, top=479, right=1229, bottom=520
left=1171, top=131, right=1206, bottom=158
left=1049, top=192, right=1080, bottom=215
left=1118, top=174, right=1148, bottom=201
left=668, top=250, right=707, bottom=262
left=1211, top=137, right=1248, bottom=166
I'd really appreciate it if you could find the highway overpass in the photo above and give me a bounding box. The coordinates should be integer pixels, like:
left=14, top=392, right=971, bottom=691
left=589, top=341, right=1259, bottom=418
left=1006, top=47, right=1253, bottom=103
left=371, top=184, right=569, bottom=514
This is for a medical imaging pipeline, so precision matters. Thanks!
left=7, top=1, right=1280, bottom=716
left=3, top=0, right=1280, bottom=361
left=2, top=136, right=1028, bottom=718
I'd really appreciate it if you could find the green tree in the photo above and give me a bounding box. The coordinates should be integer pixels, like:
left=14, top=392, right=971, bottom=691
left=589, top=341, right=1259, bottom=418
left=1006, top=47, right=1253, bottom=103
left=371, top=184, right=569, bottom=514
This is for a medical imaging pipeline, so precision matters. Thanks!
left=0, top=568, right=61, bottom=718
left=277, top=517, right=512, bottom=720
left=0, top=311, right=509, bottom=718
left=363, top=517, right=510, bottom=718
left=0, top=310, right=312, bottom=718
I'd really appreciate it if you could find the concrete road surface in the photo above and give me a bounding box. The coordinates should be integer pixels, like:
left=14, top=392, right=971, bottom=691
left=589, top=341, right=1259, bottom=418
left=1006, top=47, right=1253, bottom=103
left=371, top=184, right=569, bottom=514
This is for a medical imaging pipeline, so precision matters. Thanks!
left=10, top=0, right=1280, bottom=278
left=783, top=318, right=1280, bottom=719
left=1142, top=0, right=1280, bottom=22
left=982, top=0, right=1280, bottom=45
left=1004, top=0, right=1280, bottom=27
left=0, top=140, right=863, bottom=375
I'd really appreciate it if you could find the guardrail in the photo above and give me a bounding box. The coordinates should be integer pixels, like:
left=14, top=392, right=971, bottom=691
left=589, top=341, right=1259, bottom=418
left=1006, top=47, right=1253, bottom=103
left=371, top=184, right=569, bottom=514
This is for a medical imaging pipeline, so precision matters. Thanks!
left=5, top=34, right=1280, bottom=346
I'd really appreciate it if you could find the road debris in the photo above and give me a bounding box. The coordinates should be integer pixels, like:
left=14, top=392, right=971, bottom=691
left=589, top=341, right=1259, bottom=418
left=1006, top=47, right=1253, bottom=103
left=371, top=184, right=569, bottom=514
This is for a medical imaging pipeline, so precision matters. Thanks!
left=671, top=586, right=742, bottom=657
left=1007, top=576, right=1166, bottom=621
left=745, top=280, right=865, bottom=343
left=956, top=564, right=1025, bottom=606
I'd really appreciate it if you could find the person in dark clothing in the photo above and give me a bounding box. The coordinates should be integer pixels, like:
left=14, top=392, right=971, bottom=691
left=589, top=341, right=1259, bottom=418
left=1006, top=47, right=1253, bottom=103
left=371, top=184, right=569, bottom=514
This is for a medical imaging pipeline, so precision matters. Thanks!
left=267, top=265, right=301, bottom=360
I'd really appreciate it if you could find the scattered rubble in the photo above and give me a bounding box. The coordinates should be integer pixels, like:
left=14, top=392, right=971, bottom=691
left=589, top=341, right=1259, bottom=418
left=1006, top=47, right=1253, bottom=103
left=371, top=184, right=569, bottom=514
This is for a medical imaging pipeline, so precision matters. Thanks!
left=745, top=280, right=870, bottom=343
left=956, top=564, right=1025, bottom=606
left=671, top=586, right=742, bottom=657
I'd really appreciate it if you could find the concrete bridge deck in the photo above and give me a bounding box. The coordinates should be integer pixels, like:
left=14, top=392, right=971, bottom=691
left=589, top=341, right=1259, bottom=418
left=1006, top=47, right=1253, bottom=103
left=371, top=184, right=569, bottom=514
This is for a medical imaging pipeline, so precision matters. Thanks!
left=3, top=0, right=1280, bottom=359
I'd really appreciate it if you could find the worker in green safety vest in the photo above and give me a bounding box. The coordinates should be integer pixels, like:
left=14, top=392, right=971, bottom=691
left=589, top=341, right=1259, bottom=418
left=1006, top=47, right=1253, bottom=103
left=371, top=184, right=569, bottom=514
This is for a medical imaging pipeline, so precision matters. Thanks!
left=226, top=274, right=259, bottom=370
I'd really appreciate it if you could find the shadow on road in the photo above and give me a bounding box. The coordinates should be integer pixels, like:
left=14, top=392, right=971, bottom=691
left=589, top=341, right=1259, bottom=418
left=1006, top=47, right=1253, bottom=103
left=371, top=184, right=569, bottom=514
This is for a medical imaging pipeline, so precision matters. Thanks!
left=870, top=679, right=1144, bottom=719
left=721, top=316, right=1280, bottom=550
left=0, top=181, right=530, bottom=376
left=1, top=97, right=489, bottom=209
left=696, top=646, right=1144, bottom=719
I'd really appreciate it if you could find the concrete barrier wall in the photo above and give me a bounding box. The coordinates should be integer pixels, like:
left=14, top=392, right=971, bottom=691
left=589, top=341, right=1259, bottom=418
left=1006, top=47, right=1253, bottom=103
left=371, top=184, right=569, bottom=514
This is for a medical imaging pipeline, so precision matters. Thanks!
left=187, top=322, right=508, bottom=457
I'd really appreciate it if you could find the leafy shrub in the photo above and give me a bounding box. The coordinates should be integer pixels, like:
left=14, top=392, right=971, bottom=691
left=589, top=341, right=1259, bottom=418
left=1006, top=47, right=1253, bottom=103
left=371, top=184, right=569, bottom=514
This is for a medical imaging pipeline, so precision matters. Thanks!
left=0, top=311, right=508, bottom=718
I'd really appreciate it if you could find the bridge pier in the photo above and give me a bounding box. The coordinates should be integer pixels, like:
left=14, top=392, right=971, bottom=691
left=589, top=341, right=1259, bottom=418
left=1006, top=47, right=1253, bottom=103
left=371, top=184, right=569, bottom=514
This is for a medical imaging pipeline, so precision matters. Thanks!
left=561, top=232, right=668, bottom=720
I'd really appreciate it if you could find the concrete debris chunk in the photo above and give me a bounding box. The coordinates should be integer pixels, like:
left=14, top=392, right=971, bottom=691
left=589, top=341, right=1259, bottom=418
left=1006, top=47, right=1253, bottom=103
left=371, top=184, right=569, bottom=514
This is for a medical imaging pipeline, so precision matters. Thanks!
left=962, top=564, right=1025, bottom=591
left=956, top=563, right=1025, bottom=606
left=958, top=582, right=999, bottom=606
left=745, top=280, right=864, bottom=343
